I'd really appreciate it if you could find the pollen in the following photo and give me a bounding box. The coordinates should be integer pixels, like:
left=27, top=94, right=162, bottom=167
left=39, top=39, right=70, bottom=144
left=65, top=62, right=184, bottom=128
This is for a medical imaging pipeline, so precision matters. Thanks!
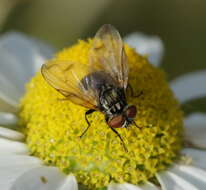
left=19, top=40, right=183, bottom=189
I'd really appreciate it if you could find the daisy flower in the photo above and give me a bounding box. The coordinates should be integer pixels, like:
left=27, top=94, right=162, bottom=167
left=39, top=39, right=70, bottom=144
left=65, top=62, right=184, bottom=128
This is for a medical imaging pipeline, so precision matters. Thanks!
left=0, top=30, right=206, bottom=190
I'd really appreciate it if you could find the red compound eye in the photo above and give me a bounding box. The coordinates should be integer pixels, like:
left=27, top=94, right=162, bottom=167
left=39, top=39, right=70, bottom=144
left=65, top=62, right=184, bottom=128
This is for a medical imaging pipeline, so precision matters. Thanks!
left=126, top=105, right=137, bottom=119
left=107, top=115, right=125, bottom=128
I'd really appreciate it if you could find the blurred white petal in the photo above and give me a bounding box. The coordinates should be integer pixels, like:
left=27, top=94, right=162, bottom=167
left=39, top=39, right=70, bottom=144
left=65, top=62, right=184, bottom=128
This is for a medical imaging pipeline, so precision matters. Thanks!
left=184, top=113, right=206, bottom=148
left=0, top=32, right=54, bottom=107
left=182, top=148, right=206, bottom=170
left=0, top=112, right=17, bottom=126
left=124, top=32, right=164, bottom=67
left=0, top=155, right=42, bottom=167
left=0, top=126, right=24, bottom=140
left=58, top=175, right=78, bottom=190
left=0, top=32, right=55, bottom=72
left=0, top=138, right=28, bottom=154
left=170, top=71, right=206, bottom=103
left=11, top=167, right=77, bottom=190
left=108, top=182, right=159, bottom=190
left=0, top=165, right=41, bottom=190
left=0, top=98, right=17, bottom=113
left=156, top=165, right=206, bottom=190
left=0, top=156, right=41, bottom=189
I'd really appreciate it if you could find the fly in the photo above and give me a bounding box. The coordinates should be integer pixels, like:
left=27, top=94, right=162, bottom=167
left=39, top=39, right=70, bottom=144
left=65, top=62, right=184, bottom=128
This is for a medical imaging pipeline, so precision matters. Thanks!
left=41, top=24, right=142, bottom=151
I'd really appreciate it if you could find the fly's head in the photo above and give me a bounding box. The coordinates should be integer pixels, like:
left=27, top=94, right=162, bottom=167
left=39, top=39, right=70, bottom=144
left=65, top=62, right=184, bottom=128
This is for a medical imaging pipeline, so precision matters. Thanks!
left=107, top=105, right=137, bottom=128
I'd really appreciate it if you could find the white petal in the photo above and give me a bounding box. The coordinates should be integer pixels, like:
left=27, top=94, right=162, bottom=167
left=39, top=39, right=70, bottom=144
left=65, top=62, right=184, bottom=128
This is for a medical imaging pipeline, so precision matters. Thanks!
left=108, top=182, right=159, bottom=190
left=58, top=175, right=78, bottom=190
left=11, top=167, right=77, bottom=190
left=0, top=32, right=55, bottom=72
left=0, top=32, right=54, bottom=107
left=0, top=112, right=17, bottom=126
left=184, top=113, right=206, bottom=148
left=0, top=155, right=43, bottom=190
left=156, top=165, right=206, bottom=190
left=0, top=165, right=41, bottom=190
left=182, top=148, right=206, bottom=170
left=170, top=71, right=206, bottom=103
left=27, top=36, right=55, bottom=72
left=124, top=32, right=164, bottom=67
left=0, top=95, right=17, bottom=113
left=0, top=126, right=24, bottom=140
left=0, top=155, right=42, bottom=167
left=0, top=138, right=28, bottom=154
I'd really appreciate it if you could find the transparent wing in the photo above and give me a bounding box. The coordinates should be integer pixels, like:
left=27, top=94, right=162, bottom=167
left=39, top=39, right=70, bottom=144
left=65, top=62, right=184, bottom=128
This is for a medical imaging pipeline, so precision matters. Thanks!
left=89, top=24, right=128, bottom=90
left=41, top=60, right=98, bottom=109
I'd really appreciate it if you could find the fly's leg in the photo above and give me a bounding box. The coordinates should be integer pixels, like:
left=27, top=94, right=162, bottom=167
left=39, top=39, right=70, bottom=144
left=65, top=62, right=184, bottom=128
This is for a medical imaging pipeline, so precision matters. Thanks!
left=79, top=109, right=96, bottom=138
left=109, top=126, right=128, bottom=152
left=133, top=121, right=142, bottom=129
left=127, top=84, right=143, bottom=98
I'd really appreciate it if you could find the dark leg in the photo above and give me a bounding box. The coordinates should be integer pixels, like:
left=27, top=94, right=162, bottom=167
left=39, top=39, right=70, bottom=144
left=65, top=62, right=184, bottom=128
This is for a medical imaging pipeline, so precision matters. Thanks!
left=133, top=121, right=141, bottom=129
left=127, top=84, right=143, bottom=98
left=79, top=109, right=96, bottom=138
left=109, top=126, right=128, bottom=152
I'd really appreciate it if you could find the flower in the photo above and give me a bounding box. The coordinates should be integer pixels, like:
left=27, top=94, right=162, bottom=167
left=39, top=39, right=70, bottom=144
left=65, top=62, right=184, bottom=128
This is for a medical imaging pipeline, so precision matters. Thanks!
left=0, top=31, right=206, bottom=190
left=20, top=39, right=183, bottom=189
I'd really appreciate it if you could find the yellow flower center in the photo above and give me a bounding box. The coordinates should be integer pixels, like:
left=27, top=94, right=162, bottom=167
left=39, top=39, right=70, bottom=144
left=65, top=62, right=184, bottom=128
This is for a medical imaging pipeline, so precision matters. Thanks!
left=19, top=40, right=183, bottom=189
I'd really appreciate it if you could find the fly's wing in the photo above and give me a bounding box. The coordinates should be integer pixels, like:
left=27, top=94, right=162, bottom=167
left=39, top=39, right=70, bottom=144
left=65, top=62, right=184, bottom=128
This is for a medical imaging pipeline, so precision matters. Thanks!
left=89, top=24, right=128, bottom=90
left=41, top=60, right=98, bottom=109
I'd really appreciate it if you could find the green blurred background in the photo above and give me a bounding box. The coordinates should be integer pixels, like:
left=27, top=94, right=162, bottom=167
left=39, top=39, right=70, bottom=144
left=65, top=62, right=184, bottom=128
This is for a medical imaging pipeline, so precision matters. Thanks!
left=0, top=0, right=205, bottom=114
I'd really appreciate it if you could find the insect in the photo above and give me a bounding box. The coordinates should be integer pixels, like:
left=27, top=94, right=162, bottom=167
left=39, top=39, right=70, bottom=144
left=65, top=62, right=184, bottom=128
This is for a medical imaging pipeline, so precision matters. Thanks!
left=41, top=24, right=141, bottom=151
